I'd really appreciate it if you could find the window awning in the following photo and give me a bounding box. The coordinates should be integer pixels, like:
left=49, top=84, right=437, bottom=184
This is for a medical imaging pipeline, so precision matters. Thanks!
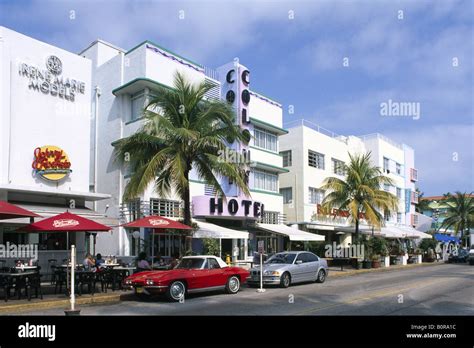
left=193, top=220, right=249, bottom=239
left=397, top=225, right=432, bottom=239
left=256, top=223, right=325, bottom=241
left=381, top=225, right=432, bottom=239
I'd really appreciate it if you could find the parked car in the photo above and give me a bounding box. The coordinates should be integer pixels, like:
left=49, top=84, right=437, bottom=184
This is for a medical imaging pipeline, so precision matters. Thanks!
left=448, top=248, right=469, bottom=263
left=123, top=255, right=249, bottom=301
left=468, top=247, right=474, bottom=265
left=247, top=251, right=328, bottom=288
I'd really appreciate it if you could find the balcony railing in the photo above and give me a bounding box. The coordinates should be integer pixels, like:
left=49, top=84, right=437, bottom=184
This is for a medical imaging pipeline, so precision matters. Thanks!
left=119, top=199, right=183, bottom=224
left=284, top=119, right=347, bottom=144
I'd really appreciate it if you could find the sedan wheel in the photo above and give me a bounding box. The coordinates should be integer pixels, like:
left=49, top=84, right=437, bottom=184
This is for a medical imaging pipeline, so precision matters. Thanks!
left=316, top=269, right=326, bottom=283
left=280, top=272, right=291, bottom=288
left=225, top=276, right=240, bottom=294
left=167, top=281, right=186, bottom=301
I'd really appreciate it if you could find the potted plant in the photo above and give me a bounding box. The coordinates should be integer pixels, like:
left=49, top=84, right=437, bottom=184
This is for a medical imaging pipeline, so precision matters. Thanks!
left=371, top=254, right=381, bottom=268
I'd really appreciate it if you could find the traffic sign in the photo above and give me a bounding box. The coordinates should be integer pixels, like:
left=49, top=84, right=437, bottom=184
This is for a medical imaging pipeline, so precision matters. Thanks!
left=258, top=240, right=264, bottom=254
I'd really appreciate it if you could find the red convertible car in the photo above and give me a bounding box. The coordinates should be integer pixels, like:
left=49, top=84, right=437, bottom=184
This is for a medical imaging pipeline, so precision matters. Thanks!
left=123, top=255, right=250, bottom=301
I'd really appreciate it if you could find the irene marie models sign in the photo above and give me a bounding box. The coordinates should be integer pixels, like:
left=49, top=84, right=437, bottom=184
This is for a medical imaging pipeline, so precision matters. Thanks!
left=192, top=196, right=264, bottom=219
left=32, top=145, right=72, bottom=182
left=18, top=55, right=85, bottom=102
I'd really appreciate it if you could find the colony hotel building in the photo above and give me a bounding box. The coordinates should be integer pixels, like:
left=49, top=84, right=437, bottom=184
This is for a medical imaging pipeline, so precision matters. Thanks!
left=79, top=36, right=322, bottom=261
left=0, top=27, right=114, bottom=270
left=279, top=120, right=428, bottom=246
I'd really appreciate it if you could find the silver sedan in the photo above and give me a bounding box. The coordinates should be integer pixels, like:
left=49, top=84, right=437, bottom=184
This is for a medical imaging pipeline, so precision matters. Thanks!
left=247, top=251, right=328, bottom=288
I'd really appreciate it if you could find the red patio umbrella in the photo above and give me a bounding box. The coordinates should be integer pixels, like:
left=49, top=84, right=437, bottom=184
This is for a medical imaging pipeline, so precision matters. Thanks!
left=22, top=211, right=111, bottom=251
left=0, top=200, right=40, bottom=220
left=121, top=216, right=192, bottom=267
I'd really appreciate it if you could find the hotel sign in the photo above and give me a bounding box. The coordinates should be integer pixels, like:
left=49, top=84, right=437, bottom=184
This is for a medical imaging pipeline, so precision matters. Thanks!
left=192, top=196, right=264, bottom=219
left=32, top=146, right=72, bottom=182
left=18, top=55, right=85, bottom=102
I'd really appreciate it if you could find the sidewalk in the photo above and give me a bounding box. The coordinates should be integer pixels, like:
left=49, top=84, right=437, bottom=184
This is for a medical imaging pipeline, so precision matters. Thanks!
left=0, top=284, right=130, bottom=315
left=0, top=262, right=447, bottom=314
left=328, top=260, right=446, bottom=278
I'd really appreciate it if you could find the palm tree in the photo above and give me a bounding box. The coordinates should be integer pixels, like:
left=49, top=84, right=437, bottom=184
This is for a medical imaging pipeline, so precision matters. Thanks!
left=115, top=72, right=250, bottom=230
left=320, top=152, right=398, bottom=238
left=438, top=192, right=474, bottom=246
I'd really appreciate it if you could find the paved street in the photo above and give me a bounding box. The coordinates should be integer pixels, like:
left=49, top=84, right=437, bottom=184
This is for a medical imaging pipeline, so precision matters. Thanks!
left=22, top=263, right=473, bottom=315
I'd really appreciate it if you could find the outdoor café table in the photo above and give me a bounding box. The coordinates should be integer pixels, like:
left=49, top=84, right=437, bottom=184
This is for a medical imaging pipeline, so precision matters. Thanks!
left=0, top=271, right=37, bottom=300
left=14, top=266, right=38, bottom=272
left=99, top=263, right=120, bottom=268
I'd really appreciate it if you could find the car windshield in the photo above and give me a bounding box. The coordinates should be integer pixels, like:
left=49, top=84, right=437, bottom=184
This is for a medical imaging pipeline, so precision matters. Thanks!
left=266, top=253, right=296, bottom=264
left=176, top=258, right=205, bottom=269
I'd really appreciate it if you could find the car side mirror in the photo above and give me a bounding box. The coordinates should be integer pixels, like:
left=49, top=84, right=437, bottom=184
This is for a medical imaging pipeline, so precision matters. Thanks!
left=296, top=260, right=303, bottom=265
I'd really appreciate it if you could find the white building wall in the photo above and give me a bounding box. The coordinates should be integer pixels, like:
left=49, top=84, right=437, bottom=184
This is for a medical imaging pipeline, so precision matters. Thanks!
left=280, top=125, right=418, bottom=229
left=0, top=26, right=92, bottom=193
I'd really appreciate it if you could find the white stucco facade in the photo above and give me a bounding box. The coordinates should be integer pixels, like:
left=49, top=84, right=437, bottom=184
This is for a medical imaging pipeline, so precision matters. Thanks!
left=279, top=120, right=422, bottom=245
left=0, top=27, right=112, bottom=271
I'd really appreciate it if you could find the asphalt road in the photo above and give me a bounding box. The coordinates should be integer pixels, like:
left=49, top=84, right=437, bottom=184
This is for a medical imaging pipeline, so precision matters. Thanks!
left=24, top=263, right=474, bottom=315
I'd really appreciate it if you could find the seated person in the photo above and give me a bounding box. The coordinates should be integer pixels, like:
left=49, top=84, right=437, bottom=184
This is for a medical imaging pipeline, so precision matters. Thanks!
left=95, top=253, right=105, bottom=267
left=168, top=253, right=180, bottom=269
left=136, top=252, right=151, bottom=270
left=83, top=254, right=95, bottom=269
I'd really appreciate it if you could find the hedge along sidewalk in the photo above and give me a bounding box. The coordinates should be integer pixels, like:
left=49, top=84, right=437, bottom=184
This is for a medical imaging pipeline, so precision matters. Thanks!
left=328, top=261, right=446, bottom=278
left=0, top=291, right=132, bottom=314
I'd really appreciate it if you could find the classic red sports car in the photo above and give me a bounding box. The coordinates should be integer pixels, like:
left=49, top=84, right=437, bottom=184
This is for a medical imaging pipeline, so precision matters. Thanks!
left=123, top=255, right=250, bottom=301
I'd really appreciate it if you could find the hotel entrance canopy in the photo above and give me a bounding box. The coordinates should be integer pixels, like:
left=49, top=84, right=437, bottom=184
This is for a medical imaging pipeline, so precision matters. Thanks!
left=256, top=223, right=325, bottom=242
left=193, top=220, right=249, bottom=239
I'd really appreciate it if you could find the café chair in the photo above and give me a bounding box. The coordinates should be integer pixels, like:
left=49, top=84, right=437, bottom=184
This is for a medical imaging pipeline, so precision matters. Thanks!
left=26, top=273, right=43, bottom=301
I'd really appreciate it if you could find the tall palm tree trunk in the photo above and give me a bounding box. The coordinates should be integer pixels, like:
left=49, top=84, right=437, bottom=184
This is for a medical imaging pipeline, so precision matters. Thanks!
left=183, top=169, right=192, bottom=254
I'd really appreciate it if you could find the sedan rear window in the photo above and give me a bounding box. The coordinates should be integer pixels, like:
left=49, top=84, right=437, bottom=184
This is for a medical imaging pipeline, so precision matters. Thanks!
left=266, top=253, right=296, bottom=264
left=176, top=258, right=205, bottom=269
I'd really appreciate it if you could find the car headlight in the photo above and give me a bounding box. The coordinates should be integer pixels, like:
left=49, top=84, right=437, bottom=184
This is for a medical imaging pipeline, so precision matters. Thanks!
left=263, top=270, right=280, bottom=276
left=145, top=279, right=154, bottom=285
left=124, top=279, right=132, bottom=285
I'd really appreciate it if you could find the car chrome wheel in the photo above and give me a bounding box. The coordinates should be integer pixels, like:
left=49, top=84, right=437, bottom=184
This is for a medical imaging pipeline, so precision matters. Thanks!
left=316, top=269, right=326, bottom=283
left=226, top=276, right=240, bottom=294
left=168, top=281, right=186, bottom=301
left=280, top=272, right=291, bottom=288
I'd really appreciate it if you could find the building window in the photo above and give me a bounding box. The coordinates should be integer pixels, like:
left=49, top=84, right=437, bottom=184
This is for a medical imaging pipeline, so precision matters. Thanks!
left=150, top=198, right=181, bottom=217
left=252, top=169, right=278, bottom=192
left=396, top=187, right=402, bottom=199
left=308, top=150, right=325, bottom=170
left=308, top=187, right=324, bottom=204
left=332, top=158, right=345, bottom=176
left=280, top=187, right=292, bottom=204
left=254, top=127, right=277, bottom=152
left=261, top=211, right=280, bottom=224
left=383, top=157, right=390, bottom=173
left=384, top=183, right=390, bottom=192
left=280, top=150, right=292, bottom=167
left=127, top=198, right=141, bottom=221
left=384, top=211, right=391, bottom=222
left=411, top=191, right=419, bottom=204
left=131, top=91, right=146, bottom=121
left=411, top=214, right=419, bottom=226
left=396, top=163, right=401, bottom=175
left=397, top=213, right=402, bottom=223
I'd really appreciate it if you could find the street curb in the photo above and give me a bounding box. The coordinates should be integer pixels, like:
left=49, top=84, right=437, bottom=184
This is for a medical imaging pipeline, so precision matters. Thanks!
left=0, top=292, right=131, bottom=314
left=329, top=261, right=446, bottom=278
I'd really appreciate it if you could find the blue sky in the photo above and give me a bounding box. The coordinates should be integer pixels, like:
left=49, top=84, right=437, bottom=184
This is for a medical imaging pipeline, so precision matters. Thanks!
left=1, top=0, right=472, bottom=196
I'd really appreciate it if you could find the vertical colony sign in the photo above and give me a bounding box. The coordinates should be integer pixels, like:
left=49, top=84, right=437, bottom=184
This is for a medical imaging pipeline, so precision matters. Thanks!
left=18, top=55, right=85, bottom=101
